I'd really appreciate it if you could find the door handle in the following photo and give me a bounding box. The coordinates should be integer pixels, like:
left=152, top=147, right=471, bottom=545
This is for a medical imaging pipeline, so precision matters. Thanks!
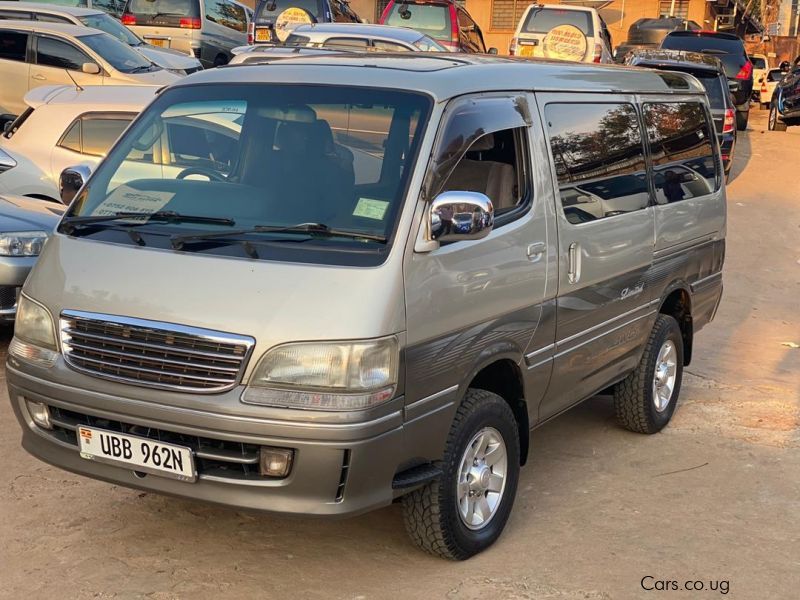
left=32, top=74, right=46, bottom=81
left=568, top=242, right=581, bottom=284
left=526, top=242, right=546, bottom=262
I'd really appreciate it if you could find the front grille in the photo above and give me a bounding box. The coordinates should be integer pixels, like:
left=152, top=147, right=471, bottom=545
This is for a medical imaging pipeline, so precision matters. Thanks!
left=60, top=311, right=254, bottom=392
left=0, top=286, right=18, bottom=310
left=46, top=405, right=270, bottom=481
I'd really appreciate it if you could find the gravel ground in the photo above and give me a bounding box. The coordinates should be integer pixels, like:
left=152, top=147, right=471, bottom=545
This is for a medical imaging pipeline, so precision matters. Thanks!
left=0, top=109, right=798, bottom=600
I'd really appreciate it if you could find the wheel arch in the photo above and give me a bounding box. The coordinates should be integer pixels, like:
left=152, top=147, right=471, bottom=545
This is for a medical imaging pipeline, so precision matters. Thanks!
left=658, top=283, right=693, bottom=366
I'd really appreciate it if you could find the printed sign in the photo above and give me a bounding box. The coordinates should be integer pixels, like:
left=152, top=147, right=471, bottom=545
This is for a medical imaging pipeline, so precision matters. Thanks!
left=542, top=24, right=588, bottom=62
left=353, top=197, right=389, bottom=220
left=91, top=186, right=174, bottom=217
left=275, top=7, right=314, bottom=42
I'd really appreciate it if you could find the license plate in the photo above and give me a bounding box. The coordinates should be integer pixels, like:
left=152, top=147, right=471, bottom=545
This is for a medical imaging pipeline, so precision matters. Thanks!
left=255, top=28, right=272, bottom=42
left=78, top=426, right=196, bottom=482
left=146, top=37, right=169, bottom=48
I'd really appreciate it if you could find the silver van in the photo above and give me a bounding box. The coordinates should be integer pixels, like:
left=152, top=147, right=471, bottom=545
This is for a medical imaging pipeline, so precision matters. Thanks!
left=7, top=56, right=726, bottom=559
left=120, top=0, right=251, bottom=67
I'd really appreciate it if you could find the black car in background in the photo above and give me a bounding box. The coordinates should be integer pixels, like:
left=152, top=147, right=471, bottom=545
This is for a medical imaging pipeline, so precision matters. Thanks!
left=628, top=50, right=736, bottom=178
left=660, top=30, right=752, bottom=131
left=250, top=0, right=361, bottom=44
left=768, top=64, right=800, bottom=131
left=614, top=17, right=700, bottom=63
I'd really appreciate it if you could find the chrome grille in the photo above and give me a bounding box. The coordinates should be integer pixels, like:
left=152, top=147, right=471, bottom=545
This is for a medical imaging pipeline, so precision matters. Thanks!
left=60, top=311, right=254, bottom=392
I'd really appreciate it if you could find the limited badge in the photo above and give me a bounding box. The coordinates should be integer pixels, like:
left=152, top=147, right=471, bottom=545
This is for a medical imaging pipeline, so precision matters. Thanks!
left=542, top=24, right=588, bottom=62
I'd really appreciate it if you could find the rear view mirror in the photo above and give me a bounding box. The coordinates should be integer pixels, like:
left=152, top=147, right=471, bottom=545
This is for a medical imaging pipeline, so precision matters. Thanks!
left=429, top=191, right=494, bottom=243
left=81, top=62, right=101, bottom=75
left=59, top=165, right=92, bottom=204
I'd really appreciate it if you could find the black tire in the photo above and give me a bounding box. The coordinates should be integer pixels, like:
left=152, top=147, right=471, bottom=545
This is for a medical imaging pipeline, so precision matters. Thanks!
left=769, top=103, right=787, bottom=131
left=613, top=314, right=684, bottom=434
left=735, top=110, right=748, bottom=131
left=402, top=389, right=520, bottom=560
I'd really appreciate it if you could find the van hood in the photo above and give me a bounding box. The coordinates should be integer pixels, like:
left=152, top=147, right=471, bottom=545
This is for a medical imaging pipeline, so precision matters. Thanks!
left=0, top=195, right=64, bottom=231
left=24, top=235, right=406, bottom=372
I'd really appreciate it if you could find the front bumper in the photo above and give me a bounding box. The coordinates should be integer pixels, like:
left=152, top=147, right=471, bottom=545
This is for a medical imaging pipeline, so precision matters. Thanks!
left=6, top=359, right=453, bottom=516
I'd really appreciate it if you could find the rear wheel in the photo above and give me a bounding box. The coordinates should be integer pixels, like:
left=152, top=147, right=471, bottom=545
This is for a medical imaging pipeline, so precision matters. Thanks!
left=613, top=314, right=684, bottom=434
left=769, top=103, right=787, bottom=131
left=735, top=110, right=749, bottom=131
left=402, top=389, right=520, bottom=560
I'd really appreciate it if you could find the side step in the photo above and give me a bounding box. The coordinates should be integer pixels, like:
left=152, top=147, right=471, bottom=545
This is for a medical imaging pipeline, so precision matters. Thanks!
left=391, top=462, right=442, bottom=490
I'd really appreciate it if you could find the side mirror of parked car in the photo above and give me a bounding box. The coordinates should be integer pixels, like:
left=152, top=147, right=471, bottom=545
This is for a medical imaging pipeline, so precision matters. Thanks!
left=488, top=47, right=498, bottom=55
left=59, top=165, right=92, bottom=204
left=82, top=62, right=101, bottom=75
left=429, top=191, right=493, bottom=243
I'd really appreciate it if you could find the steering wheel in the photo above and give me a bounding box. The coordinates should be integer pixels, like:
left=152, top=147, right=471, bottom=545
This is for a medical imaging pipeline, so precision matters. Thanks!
left=176, top=167, right=227, bottom=182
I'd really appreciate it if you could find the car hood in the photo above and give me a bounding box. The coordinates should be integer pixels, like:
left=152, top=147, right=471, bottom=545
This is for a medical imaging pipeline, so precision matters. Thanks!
left=0, top=195, right=64, bottom=231
left=136, top=45, right=202, bottom=70
left=121, top=69, right=183, bottom=85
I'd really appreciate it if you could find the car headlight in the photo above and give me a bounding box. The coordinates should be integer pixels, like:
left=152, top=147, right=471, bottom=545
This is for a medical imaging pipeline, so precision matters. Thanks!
left=0, top=231, right=47, bottom=257
left=10, top=295, right=58, bottom=367
left=242, top=337, right=399, bottom=411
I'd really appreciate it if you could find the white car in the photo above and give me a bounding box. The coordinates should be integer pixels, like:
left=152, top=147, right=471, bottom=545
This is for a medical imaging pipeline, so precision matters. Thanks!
left=0, top=84, right=158, bottom=201
left=759, top=68, right=785, bottom=110
left=508, top=4, right=614, bottom=64
left=749, top=53, right=768, bottom=95
left=0, top=2, right=203, bottom=75
left=0, top=20, right=180, bottom=116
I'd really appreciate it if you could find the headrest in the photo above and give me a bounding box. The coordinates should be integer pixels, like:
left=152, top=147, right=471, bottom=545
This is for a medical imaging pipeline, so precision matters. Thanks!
left=468, top=133, right=495, bottom=153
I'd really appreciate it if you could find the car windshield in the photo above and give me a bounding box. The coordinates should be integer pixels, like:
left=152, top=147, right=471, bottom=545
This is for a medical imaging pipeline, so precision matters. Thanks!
left=748, top=55, right=766, bottom=69
left=80, top=14, right=142, bottom=47
left=384, top=4, right=451, bottom=39
left=521, top=7, right=594, bottom=36
left=67, top=84, right=430, bottom=264
left=695, top=72, right=725, bottom=109
left=767, top=70, right=783, bottom=82
left=79, top=32, right=155, bottom=72
left=255, top=0, right=323, bottom=19
left=661, top=34, right=745, bottom=77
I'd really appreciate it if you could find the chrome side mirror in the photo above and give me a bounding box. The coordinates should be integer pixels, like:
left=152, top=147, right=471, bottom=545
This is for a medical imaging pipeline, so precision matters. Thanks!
left=429, top=191, right=493, bottom=243
left=81, top=62, right=101, bottom=75
left=59, top=165, right=92, bottom=204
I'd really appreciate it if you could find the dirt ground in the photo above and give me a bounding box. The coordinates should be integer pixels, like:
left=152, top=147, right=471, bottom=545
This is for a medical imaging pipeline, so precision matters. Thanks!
left=1, top=109, right=798, bottom=600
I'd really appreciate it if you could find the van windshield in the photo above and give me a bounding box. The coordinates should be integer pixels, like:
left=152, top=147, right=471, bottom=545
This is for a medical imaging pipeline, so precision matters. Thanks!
left=384, top=4, right=451, bottom=40
left=521, top=7, right=594, bottom=36
left=80, top=13, right=142, bottom=47
left=66, top=84, right=430, bottom=265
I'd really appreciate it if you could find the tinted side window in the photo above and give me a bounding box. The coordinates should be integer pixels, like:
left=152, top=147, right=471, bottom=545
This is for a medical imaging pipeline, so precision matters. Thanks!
left=59, top=119, right=82, bottom=152
left=36, top=14, right=74, bottom=24
left=643, top=102, right=717, bottom=203
left=0, top=10, right=34, bottom=20
left=206, top=0, right=246, bottom=32
left=322, top=37, right=368, bottom=50
left=81, top=118, right=132, bottom=156
left=36, top=36, right=89, bottom=70
left=372, top=40, right=411, bottom=52
left=0, top=31, right=29, bottom=62
left=546, top=103, right=649, bottom=224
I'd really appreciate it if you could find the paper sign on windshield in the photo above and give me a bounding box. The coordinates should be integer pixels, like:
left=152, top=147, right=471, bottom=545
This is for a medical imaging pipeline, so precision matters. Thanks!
left=91, top=186, right=174, bottom=217
left=542, top=24, right=588, bottom=62
left=353, top=198, right=389, bottom=220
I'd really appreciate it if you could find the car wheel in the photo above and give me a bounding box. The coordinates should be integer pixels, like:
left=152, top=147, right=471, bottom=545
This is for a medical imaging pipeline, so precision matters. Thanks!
left=402, top=388, right=520, bottom=560
left=769, top=103, right=787, bottom=131
left=613, top=314, right=684, bottom=434
left=735, top=110, right=749, bottom=131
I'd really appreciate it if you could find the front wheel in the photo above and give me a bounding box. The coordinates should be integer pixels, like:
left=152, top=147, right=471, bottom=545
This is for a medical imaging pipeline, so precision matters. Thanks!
left=613, top=314, right=684, bottom=434
left=402, top=389, right=520, bottom=560
left=769, top=103, right=787, bottom=131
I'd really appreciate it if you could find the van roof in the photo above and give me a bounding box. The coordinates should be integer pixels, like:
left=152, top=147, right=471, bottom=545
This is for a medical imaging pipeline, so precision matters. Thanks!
left=183, top=54, right=706, bottom=101
left=23, top=84, right=160, bottom=111
left=0, top=2, right=102, bottom=17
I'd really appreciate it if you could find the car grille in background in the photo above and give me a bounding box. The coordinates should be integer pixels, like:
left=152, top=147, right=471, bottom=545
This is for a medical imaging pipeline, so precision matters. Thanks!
left=60, top=311, right=254, bottom=392
left=0, top=286, right=18, bottom=310
left=45, top=405, right=270, bottom=482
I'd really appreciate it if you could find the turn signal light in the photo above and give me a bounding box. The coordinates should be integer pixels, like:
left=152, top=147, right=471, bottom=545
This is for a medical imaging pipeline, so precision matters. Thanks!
left=722, top=108, right=735, bottom=134
left=247, top=22, right=254, bottom=45
left=121, top=13, right=136, bottom=25
left=180, top=17, right=201, bottom=29
left=593, top=43, right=602, bottom=63
left=509, top=37, right=518, bottom=56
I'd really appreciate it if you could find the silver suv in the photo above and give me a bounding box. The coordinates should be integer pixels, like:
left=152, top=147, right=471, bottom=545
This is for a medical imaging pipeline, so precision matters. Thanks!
left=8, top=55, right=726, bottom=559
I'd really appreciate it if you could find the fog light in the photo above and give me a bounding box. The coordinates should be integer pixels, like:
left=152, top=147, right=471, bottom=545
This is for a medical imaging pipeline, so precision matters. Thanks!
left=26, top=400, right=52, bottom=430
left=259, top=447, right=294, bottom=477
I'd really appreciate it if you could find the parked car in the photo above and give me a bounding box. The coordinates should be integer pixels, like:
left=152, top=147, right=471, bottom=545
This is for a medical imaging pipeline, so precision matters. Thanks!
left=759, top=68, right=784, bottom=110
left=627, top=49, right=737, bottom=178
left=613, top=17, right=699, bottom=63
left=229, top=43, right=346, bottom=64
left=11, top=0, right=129, bottom=19
left=0, top=193, right=63, bottom=321
left=508, top=3, right=613, bottom=63
left=121, top=0, right=251, bottom=67
left=768, top=64, right=800, bottom=131
left=380, top=0, right=494, bottom=53
left=279, top=22, right=447, bottom=52
left=660, top=30, right=752, bottom=131
left=7, top=55, right=726, bottom=559
left=0, top=84, right=158, bottom=201
left=749, top=52, right=768, bottom=98
left=0, top=21, right=178, bottom=116
left=250, top=0, right=361, bottom=45
left=0, top=2, right=202, bottom=74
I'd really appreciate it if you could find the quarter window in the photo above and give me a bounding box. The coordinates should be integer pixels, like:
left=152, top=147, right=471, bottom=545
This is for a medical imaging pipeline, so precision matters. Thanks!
left=643, top=102, right=718, bottom=203
left=206, top=0, right=246, bottom=32
left=58, top=115, right=133, bottom=156
left=546, top=103, right=649, bottom=224
left=372, top=40, right=411, bottom=52
left=0, top=31, right=28, bottom=62
left=322, top=37, right=369, bottom=50
left=36, top=36, right=89, bottom=70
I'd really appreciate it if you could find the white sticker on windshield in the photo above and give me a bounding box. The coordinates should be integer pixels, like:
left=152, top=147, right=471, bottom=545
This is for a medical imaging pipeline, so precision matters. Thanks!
left=91, top=185, right=174, bottom=217
left=353, top=198, right=389, bottom=220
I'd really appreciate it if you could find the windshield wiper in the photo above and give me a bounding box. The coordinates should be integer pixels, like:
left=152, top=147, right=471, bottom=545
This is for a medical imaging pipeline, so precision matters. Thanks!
left=170, top=222, right=387, bottom=250
left=129, top=65, right=154, bottom=73
left=61, top=211, right=235, bottom=234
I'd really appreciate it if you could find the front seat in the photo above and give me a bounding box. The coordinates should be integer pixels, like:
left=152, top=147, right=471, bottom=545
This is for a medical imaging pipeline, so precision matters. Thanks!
left=443, top=133, right=516, bottom=210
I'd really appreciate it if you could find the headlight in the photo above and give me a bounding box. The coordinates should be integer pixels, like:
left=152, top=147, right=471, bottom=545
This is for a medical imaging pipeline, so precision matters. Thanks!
left=242, top=337, right=399, bottom=411
left=0, top=231, right=47, bottom=257
left=10, top=295, right=57, bottom=367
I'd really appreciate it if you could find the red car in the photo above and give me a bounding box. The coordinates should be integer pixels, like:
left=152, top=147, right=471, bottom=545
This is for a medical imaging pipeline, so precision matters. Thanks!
left=379, top=0, right=496, bottom=53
